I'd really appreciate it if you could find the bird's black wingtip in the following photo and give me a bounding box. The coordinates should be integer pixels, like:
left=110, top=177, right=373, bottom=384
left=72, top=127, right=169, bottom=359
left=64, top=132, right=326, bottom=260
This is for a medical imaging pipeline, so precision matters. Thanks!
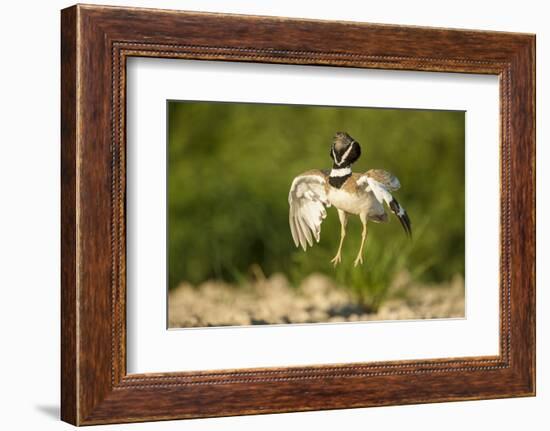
left=390, top=198, right=412, bottom=239
left=403, top=210, right=412, bottom=238
left=405, top=213, right=412, bottom=239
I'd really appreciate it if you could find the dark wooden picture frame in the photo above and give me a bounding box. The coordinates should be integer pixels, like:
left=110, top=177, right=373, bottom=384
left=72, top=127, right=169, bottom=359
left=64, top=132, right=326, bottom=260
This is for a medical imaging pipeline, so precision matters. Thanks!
left=61, top=4, right=535, bottom=425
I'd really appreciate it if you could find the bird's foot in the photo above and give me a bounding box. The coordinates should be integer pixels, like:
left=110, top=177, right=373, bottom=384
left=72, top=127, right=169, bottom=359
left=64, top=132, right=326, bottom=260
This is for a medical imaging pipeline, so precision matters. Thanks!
left=353, top=255, right=364, bottom=267
left=330, top=253, right=342, bottom=267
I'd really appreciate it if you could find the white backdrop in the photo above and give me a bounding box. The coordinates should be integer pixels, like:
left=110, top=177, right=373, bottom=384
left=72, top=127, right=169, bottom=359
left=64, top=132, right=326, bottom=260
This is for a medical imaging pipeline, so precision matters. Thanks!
left=127, top=59, right=500, bottom=373
left=0, top=1, right=546, bottom=430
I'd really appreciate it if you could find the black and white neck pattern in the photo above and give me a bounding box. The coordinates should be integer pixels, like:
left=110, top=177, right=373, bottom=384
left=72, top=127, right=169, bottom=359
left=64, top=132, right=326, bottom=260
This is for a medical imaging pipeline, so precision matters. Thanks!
left=328, top=165, right=352, bottom=188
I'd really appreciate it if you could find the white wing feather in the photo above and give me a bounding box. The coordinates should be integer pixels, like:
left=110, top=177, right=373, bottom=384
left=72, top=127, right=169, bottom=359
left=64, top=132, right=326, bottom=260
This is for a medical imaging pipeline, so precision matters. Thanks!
left=360, top=177, right=394, bottom=207
left=357, top=172, right=412, bottom=237
left=356, top=170, right=399, bottom=205
left=288, top=173, right=329, bottom=250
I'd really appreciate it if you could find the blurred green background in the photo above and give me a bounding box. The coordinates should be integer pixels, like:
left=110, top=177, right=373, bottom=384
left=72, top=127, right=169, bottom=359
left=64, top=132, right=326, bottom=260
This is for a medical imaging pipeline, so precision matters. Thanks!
left=168, top=101, right=464, bottom=308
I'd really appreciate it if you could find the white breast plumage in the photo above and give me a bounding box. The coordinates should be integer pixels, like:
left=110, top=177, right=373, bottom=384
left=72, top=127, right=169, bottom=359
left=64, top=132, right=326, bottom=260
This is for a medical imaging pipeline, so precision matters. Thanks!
left=327, top=187, right=383, bottom=216
left=327, top=188, right=357, bottom=213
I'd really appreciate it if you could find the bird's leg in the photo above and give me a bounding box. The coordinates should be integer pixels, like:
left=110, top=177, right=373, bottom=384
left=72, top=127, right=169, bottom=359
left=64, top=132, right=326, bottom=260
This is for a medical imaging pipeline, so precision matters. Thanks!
left=331, top=209, right=348, bottom=266
left=354, top=215, right=368, bottom=267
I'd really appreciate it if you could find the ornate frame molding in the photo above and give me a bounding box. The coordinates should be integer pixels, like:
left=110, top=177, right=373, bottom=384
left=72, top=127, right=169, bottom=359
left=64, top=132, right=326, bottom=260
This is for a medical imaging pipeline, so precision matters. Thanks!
left=61, top=5, right=535, bottom=425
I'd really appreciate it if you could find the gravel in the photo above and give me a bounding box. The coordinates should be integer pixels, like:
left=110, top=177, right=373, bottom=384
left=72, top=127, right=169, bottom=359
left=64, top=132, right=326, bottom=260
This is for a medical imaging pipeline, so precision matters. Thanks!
left=168, top=272, right=465, bottom=328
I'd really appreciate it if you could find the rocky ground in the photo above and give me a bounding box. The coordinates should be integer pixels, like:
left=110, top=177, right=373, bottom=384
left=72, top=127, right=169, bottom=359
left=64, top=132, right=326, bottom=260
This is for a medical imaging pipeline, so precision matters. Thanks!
left=168, top=272, right=465, bottom=328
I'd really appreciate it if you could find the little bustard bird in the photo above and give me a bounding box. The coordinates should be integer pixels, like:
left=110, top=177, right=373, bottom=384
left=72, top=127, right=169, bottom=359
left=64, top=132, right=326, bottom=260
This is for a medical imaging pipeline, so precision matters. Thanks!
left=288, top=132, right=411, bottom=266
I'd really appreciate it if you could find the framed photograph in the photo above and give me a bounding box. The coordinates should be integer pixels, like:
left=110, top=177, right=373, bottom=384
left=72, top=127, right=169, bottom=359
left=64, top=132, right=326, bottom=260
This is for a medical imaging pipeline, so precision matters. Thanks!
left=61, top=4, right=535, bottom=425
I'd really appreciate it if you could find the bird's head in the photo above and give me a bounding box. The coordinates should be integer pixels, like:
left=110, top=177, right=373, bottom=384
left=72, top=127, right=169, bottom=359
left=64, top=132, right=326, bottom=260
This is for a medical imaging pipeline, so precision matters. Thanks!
left=330, top=132, right=361, bottom=167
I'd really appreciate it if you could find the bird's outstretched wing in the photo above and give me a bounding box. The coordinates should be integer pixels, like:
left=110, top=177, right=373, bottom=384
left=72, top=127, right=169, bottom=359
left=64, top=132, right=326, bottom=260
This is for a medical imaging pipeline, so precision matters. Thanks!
left=357, top=169, right=412, bottom=237
left=288, top=170, right=330, bottom=250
